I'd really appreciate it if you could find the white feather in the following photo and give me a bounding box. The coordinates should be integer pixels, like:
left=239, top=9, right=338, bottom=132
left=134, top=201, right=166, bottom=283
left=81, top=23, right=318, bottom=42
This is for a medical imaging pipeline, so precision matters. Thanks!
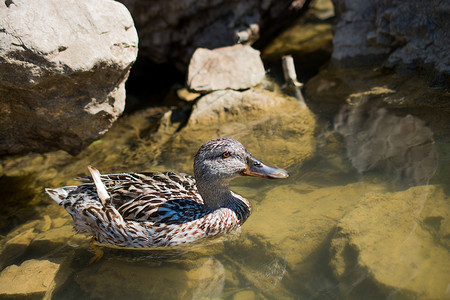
left=88, top=165, right=110, bottom=204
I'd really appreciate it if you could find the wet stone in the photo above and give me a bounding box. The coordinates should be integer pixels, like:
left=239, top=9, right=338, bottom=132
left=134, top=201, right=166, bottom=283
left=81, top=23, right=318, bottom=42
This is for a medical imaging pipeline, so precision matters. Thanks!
left=186, top=257, right=225, bottom=299
left=0, top=228, right=37, bottom=269
left=0, top=220, right=43, bottom=268
left=334, top=98, right=438, bottom=187
left=330, top=185, right=450, bottom=299
left=30, top=224, right=80, bottom=255
left=0, top=259, right=61, bottom=299
left=75, top=257, right=225, bottom=299
left=233, top=290, right=257, bottom=300
left=304, top=67, right=450, bottom=142
left=243, top=182, right=384, bottom=268
left=221, top=237, right=289, bottom=296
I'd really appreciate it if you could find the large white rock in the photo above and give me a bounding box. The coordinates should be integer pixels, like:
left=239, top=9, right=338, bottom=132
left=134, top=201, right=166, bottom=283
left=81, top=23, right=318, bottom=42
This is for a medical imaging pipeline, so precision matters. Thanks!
left=0, top=0, right=138, bottom=155
left=187, top=45, right=266, bottom=92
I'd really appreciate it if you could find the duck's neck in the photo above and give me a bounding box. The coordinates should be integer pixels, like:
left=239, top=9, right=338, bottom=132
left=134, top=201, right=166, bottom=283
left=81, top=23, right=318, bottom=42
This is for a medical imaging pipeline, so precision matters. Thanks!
left=196, top=177, right=251, bottom=223
left=196, top=178, right=233, bottom=208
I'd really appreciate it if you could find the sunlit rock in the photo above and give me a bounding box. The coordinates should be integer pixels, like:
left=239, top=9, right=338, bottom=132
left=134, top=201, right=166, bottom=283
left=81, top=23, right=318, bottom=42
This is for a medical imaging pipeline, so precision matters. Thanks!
left=330, top=185, right=450, bottom=299
left=155, top=86, right=317, bottom=171
left=187, top=45, right=266, bottom=92
left=188, top=89, right=276, bottom=124
left=0, top=0, right=138, bottom=155
left=176, top=88, right=201, bottom=102
left=0, top=259, right=61, bottom=299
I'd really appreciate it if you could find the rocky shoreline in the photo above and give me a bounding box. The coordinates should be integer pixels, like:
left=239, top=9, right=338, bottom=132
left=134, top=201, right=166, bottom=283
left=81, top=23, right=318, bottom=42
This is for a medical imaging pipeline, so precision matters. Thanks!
left=0, top=0, right=449, bottom=299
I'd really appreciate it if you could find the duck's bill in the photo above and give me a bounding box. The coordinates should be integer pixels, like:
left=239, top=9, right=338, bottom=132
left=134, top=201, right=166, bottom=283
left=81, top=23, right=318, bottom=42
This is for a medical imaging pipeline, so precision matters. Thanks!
left=242, top=156, right=289, bottom=179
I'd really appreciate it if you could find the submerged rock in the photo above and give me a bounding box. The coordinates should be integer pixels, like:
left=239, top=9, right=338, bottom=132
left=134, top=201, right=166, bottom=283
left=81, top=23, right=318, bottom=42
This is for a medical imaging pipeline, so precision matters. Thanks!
left=334, top=98, right=438, bottom=187
left=243, top=182, right=383, bottom=267
left=0, top=227, right=37, bottom=270
left=304, top=67, right=450, bottom=142
left=0, top=0, right=138, bottom=155
left=75, top=257, right=225, bottom=299
left=0, top=210, right=85, bottom=271
left=187, top=45, right=266, bottom=92
left=233, top=290, right=257, bottom=300
left=330, top=185, right=450, bottom=299
left=0, top=259, right=62, bottom=299
left=236, top=181, right=386, bottom=297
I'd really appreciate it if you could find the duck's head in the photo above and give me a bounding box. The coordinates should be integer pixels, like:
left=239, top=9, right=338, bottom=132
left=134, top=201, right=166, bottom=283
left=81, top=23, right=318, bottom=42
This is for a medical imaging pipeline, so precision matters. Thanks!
left=194, top=138, right=289, bottom=182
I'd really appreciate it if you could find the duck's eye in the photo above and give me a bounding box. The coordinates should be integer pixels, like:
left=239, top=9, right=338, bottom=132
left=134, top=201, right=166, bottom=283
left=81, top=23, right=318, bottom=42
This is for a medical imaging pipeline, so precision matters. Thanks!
left=222, top=151, right=231, bottom=158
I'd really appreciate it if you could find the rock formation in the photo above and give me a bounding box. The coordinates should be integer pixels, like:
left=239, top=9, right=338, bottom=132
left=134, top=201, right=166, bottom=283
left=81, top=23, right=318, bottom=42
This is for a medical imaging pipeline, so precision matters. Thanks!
left=331, top=0, right=450, bottom=83
left=0, top=259, right=62, bottom=299
left=0, top=0, right=138, bottom=155
left=330, top=185, right=450, bottom=299
left=153, top=44, right=316, bottom=169
left=117, top=0, right=311, bottom=69
left=334, top=98, right=438, bottom=187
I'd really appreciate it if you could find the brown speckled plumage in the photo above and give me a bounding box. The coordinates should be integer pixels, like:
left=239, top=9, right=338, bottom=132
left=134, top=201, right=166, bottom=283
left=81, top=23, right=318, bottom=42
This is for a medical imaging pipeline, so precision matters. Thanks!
left=46, top=138, right=288, bottom=250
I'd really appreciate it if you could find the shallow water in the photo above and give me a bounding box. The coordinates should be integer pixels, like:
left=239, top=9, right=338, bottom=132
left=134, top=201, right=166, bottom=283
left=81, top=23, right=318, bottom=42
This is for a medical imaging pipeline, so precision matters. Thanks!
left=0, top=79, right=449, bottom=299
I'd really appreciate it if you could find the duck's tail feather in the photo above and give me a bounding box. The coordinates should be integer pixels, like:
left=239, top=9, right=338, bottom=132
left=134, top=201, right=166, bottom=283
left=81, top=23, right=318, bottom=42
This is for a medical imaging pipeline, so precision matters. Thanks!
left=88, top=165, right=110, bottom=205
left=45, top=186, right=77, bottom=205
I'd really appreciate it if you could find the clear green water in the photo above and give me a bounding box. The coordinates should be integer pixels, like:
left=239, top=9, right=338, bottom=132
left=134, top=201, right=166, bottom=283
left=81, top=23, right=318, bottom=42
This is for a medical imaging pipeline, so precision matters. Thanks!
left=0, top=85, right=449, bottom=299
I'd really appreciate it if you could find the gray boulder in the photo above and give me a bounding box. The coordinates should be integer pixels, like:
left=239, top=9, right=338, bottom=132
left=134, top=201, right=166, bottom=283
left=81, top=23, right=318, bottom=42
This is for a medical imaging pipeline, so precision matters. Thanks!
left=331, top=0, right=450, bottom=81
left=0, top=0, right=138, bottom=155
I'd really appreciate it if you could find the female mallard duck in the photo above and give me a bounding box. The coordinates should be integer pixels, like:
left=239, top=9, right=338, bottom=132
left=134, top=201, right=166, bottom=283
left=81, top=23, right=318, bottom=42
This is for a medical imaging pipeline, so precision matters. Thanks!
left=46, top=138, right=288, bottom=259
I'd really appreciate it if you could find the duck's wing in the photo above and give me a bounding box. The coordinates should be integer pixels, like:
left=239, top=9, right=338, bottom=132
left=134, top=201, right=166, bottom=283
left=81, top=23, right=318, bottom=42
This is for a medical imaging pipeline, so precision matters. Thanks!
left=78, top=171, right=206, bottom=222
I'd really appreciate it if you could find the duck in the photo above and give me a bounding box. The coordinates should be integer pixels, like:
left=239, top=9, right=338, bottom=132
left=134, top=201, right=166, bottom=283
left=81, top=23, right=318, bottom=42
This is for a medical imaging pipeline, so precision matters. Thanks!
left=45, top=138, right=288, bottom=261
